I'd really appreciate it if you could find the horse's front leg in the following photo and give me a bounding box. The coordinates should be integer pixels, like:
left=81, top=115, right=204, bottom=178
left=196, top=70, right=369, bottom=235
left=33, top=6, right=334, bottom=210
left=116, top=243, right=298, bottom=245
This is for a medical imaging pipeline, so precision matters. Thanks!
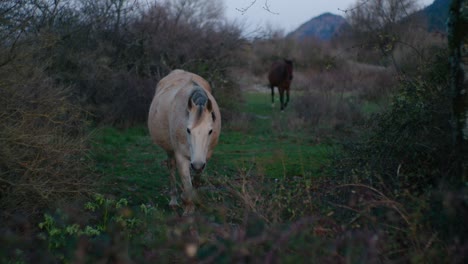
left=175, top=154, right=195, bottom=216
left=279, top=88, right=285, bottom=111
left=285, top=88, right=290, bottom=108
left=167, top=155, right=178, bottom=208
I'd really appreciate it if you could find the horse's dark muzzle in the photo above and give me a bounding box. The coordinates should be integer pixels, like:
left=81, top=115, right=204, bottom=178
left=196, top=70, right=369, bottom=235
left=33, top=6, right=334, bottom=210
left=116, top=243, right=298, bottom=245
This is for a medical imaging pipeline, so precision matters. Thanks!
left=191, top=162, right=206, bottom=173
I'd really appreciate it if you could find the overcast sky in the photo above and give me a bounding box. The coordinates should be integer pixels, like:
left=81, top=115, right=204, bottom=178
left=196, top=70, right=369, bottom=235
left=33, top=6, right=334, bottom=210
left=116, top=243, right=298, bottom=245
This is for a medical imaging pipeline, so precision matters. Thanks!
left=223, top=0, right=435, bottom=35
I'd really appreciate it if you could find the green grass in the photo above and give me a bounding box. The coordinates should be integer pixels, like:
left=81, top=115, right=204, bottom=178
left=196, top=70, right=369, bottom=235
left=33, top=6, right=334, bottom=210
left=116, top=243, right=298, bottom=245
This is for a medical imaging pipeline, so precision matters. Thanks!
left=91, top=126, right=169, bottom=206
left=91, top=92, right=333, bottom=208
left=218, top=92, right=332, bottom=177
left=210, top=130, right=330, bottom=179
left=242, top=92, right=274, bottom=117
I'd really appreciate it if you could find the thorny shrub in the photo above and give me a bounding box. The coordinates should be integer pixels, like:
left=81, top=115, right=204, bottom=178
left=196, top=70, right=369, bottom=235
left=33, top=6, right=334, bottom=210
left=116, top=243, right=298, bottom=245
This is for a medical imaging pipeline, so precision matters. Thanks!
left=337, top=49, right=454, bottom=191
left=0, top=63, right=93, bottom=215
left=327, top=48, right=467, bottom=262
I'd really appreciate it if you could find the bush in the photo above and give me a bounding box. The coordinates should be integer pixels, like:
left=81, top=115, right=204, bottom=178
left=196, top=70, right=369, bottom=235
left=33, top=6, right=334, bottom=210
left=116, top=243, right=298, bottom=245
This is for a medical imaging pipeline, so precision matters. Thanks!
left=339, top=49, right=453, bottom=191
left=23, top=0, right=244, bottom=126
left=292, top=66, right=367, bottom=133
left=326, top=48, right=468, bottom=262
left=0, top=62, right=93, bottom=215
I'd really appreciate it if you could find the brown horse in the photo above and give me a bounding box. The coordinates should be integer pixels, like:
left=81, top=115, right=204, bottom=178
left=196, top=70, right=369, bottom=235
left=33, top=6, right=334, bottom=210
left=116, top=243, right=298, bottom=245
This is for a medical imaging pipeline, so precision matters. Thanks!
left=268, top=59, right=293, bottom=111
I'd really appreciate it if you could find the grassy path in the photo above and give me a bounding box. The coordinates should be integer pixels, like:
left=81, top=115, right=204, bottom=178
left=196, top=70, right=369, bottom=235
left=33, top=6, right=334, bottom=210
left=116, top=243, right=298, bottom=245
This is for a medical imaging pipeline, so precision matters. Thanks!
left=210, top=92, right=331, bottom=179
left=91, top=92, right=333, bottom=207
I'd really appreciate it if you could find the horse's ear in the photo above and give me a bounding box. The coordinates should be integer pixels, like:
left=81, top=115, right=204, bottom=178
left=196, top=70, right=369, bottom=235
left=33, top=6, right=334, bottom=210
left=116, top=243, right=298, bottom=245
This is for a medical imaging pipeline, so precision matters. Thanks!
left=206, top=98, right=213, bottom=112
left=188, top=97, right=195, bottom=111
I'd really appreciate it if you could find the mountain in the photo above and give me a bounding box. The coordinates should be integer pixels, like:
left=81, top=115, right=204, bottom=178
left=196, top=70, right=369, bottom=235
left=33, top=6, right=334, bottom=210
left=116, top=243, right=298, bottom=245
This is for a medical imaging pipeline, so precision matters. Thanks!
left=288, top=0, right=450, bottom=41
left=418, top=0, right=451, bottom=32
left=287, top=12, right=348, bottom=41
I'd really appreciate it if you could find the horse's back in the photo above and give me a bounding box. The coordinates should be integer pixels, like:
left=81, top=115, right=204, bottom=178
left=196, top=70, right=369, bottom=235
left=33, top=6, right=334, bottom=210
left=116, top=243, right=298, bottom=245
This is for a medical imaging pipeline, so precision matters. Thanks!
left=268, top=60, right=293, bottom=88
left=156, top=69, right=211, bottom=94
left=148, top=70, right=190, bottom=152
left=268, top=62, right=285, bottom=85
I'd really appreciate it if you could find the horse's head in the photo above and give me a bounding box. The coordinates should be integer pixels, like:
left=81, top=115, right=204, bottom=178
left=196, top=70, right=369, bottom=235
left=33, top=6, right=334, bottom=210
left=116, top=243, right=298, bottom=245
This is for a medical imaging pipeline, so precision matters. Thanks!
left=186, top=87, right=216, bottom=173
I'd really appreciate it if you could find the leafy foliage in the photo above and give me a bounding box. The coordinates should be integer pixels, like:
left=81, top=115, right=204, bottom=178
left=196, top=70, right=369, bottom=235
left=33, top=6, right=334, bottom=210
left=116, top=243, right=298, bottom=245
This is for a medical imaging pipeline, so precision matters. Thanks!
left=38, top=194, right=165, bottom=262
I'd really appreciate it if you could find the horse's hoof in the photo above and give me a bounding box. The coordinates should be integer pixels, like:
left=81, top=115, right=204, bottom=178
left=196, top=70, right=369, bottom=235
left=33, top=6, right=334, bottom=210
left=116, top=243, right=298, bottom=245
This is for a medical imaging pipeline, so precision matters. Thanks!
left=182, top=210, right=194, bottom=217
left=182, top=204, right=195, bottom=217
left=169, top=203, right=182, bottom=217
left=169, top=197, right=179, bottom=207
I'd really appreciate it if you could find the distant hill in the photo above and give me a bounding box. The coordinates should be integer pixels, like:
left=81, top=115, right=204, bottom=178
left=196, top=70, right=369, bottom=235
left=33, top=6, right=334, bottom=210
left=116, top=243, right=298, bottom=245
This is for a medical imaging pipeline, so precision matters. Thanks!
left=288, top=0, right=450, bottom=41
left=417, top=0, right=450, bottom=32
left=287, top=12, right=348, bottom=41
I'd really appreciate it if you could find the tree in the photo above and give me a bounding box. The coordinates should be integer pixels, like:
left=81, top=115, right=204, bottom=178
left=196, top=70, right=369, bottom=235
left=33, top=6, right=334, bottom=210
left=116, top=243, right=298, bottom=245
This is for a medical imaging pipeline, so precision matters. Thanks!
left=447, top=0, right=467, bottom=180
left=346, top=0, right=419, bottom=65
left=348, top=0, right=417, bottom=31
left=167, top=0, right=224, bottom=28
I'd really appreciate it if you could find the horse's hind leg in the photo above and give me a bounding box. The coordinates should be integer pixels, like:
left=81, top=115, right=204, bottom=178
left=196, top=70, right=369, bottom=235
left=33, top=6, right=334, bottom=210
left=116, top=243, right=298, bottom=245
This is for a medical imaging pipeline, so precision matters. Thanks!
left=279, top=88, right=285, bottom=111
left=285, top=88, right=290, bottom=108
left=270, top=85, right=275, bottom=107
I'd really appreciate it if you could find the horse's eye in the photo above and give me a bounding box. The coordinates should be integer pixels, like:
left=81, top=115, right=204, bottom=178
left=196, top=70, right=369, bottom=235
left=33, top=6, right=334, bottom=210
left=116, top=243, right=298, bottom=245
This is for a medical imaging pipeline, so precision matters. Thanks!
left=187, top=128, right=191, bottom=134
left=208, top=129, right=213, bottom=135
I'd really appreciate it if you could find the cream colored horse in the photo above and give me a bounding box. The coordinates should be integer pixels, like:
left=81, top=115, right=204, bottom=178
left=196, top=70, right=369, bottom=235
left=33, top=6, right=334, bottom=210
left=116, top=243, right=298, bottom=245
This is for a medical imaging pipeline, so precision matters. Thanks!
left=148, top=69, right=221, bottom=215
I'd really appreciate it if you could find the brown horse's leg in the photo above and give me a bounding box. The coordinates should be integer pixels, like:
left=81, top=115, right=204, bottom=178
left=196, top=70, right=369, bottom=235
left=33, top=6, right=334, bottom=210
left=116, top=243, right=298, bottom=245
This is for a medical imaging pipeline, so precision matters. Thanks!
left=175, top=154, right=195, bottom=216
left=270, top=85, right=275, bottom=107
left=285, top=88, right=290, bottom=108
left=279, top=88, right=285, bottom=111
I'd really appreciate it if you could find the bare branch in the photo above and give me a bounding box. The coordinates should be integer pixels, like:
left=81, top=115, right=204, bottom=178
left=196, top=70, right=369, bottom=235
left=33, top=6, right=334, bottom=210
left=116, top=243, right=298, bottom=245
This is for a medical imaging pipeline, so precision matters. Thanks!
left=235, top=0, right=256, bottom=15
left=338, top=0, right=371, bottom=14
left=235, top=0, right=278, bottom=15
left=262, top=0, right=278, bottom=15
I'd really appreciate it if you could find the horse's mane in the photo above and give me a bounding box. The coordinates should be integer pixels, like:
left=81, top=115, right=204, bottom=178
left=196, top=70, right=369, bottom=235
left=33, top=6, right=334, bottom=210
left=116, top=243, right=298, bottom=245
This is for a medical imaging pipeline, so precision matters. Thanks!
left=189, top=83, right=211, bottom=127
left=190, top=84, right=208, bottom=106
